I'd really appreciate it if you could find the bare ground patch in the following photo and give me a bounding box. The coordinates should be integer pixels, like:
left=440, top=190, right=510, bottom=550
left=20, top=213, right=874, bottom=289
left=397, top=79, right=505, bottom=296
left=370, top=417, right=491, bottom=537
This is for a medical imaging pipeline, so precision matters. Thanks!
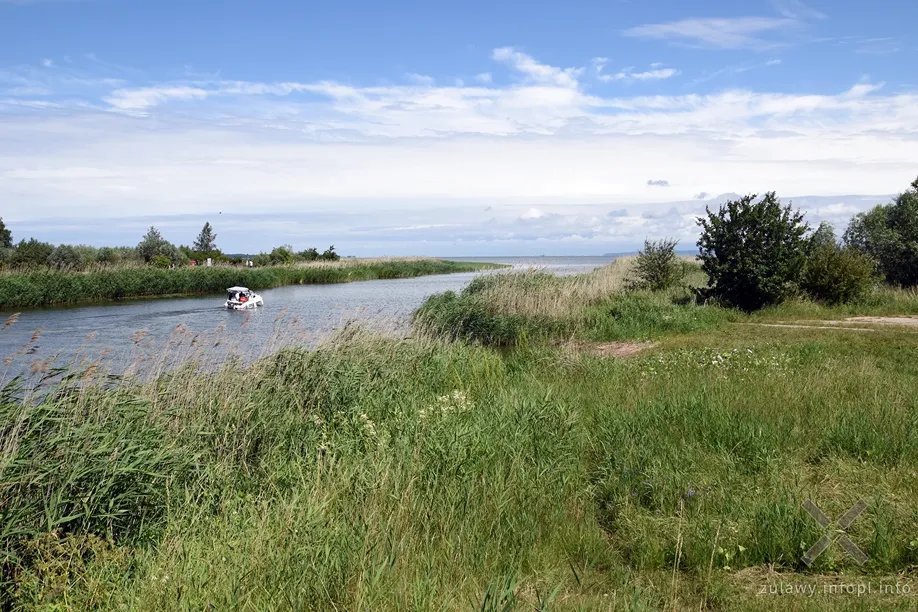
left=846, top=316, right=918, bottom=327
left=564, top=340, right=656, bottom=358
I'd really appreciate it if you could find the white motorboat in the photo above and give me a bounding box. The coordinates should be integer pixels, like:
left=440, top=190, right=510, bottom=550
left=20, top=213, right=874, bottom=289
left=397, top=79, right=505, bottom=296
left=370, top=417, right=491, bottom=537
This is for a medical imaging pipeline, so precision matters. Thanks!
left=225, top=286, right=264, bottom=310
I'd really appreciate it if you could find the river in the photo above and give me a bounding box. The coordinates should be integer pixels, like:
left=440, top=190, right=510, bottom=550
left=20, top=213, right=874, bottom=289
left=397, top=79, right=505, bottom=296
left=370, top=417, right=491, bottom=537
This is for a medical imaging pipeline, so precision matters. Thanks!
left=0, top=256, right=615, bottom=378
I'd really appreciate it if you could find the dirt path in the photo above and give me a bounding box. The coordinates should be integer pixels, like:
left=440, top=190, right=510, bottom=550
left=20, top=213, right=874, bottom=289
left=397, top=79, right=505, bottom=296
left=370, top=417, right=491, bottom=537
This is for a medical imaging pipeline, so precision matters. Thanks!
left=743, top=316, right=918, bottom=333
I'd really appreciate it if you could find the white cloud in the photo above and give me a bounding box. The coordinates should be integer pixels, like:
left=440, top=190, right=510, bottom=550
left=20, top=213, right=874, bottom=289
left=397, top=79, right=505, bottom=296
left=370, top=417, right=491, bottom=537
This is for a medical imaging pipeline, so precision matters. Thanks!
left=405, top=73, right=434, bottom=86
left=491, top=47, right=583, bottom=87
left=1, top=46, right=917, bottom=253
left=593, top=58, right=677, bottom=83
left=42, top=58, right=53, bottom=68
left=624, top=17, right=797, bottom=50
left=104, top=85, right=210, bottom=110
left=844, top=82, right=884, bottom=98
left=599, top=67, right=679, bottom=82
left=766, top=58, right=782, bottom=66
left=475, top=72, right=492, bottom=84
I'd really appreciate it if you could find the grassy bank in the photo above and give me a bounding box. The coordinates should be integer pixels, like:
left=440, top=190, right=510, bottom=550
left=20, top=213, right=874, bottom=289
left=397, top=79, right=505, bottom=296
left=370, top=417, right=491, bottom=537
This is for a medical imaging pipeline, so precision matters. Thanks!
left=416, top=257, right=918, bottom=345
left=3, top=260, right=918, bottom=610
left=0, top=258, right=503, bottom=308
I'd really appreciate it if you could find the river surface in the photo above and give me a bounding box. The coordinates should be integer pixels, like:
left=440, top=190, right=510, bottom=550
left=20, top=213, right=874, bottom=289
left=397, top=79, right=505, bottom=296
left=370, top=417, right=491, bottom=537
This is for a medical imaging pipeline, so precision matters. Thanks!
left=0, top=256, right=614, bottom=377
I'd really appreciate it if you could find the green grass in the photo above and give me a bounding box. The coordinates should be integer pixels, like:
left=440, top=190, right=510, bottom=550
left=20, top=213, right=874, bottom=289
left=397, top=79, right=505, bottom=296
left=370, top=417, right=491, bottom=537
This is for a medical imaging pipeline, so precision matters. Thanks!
left=3, top=262, right=918, bottom=609
left=0, top=258, right=504, bottom=308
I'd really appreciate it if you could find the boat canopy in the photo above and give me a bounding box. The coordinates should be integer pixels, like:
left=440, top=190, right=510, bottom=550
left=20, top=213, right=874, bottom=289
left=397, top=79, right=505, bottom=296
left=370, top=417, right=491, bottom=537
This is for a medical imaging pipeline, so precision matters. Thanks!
left=227, top=286, right=249, bottom=293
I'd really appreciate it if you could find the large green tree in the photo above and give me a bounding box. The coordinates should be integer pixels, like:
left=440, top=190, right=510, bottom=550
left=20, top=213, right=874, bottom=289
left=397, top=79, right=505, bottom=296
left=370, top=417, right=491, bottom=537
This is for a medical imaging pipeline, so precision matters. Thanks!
left=844, top=177, right=918, bottom=286
left=696, top=192, right=809, bottom=311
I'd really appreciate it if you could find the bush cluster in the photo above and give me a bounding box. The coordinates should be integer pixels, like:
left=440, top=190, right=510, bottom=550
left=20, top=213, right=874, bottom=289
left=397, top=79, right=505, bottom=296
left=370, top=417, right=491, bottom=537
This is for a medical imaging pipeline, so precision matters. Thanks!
left=692, top=178, right=918, bottom=310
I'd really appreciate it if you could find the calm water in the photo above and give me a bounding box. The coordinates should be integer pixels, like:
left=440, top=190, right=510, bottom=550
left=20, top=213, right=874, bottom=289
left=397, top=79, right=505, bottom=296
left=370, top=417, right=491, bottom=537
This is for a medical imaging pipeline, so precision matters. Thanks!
left=0, top=256, right=615, bottom=376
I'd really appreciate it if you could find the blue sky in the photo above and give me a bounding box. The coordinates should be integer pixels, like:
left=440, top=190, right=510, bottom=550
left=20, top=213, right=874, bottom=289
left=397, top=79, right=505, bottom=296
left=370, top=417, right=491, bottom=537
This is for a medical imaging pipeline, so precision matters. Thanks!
left=1, top=0, right=916, bottom=255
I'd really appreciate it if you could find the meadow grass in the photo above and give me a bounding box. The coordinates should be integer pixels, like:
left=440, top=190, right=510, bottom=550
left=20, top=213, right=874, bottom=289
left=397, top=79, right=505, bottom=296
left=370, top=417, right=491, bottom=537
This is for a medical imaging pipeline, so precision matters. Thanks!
left=0, top=258, right=503, bottom=308
left=2, top=260, right=918, bottom=610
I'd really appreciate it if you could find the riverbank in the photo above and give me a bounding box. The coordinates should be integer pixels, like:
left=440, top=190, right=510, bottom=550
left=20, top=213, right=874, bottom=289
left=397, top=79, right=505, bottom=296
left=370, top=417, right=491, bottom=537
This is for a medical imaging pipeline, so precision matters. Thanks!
left=3, top=260, right=918, bottom=609
left=0, top=258, right=505, bottom=308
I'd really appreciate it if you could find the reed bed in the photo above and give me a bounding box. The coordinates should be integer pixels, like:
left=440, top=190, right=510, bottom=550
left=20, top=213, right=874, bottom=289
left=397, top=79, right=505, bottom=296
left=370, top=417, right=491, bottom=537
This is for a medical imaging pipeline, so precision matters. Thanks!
left=0, top=258, right=503, bottom=308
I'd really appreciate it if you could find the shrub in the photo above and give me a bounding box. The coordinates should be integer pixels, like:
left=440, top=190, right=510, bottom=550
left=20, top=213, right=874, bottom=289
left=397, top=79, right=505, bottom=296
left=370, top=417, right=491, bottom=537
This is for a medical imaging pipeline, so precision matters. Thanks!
left=96, top=246, right=120, bottom=265
left=10, top=238, right=54, bottom=268
left=697, top=192, right=808, bottom=311
left=629, top=238, right=685, bottom=291
left=299, top=247, right=320, bottom=261
left=844, top=177, right=918, bottom=286
left=268, top=245, right=295, bottom=265
left=321, top=245, right=340, bottom=261
left=802, top=245, right=876, bottom=304
left=47, top=245, right=82, bottom=270
left=151, top=255, right=172, bottom=268
left=73, top=245, right=99, bottom=268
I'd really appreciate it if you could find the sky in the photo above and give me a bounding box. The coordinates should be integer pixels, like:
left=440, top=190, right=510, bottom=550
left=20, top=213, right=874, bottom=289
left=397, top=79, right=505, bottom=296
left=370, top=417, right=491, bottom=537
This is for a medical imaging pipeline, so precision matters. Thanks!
left=1, top=0, right=916, bottom=256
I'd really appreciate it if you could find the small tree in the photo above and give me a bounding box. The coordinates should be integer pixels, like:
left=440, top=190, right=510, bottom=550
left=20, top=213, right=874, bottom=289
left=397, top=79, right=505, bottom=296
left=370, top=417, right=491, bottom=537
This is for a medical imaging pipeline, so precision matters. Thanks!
left=137, top=226, right=177, bottom=264
left=808, top=221, right=838, bottom=251
left=321, top=245, right=340, bottom=261
left=697, top=192, right=808, bottom=311
left=193, top=222, right=217, bottom=253
left=0, top=217, right=12, bottom=249
left=299, top=247, right=320, bottom=261
left=629, top=238, right=685, bottom=291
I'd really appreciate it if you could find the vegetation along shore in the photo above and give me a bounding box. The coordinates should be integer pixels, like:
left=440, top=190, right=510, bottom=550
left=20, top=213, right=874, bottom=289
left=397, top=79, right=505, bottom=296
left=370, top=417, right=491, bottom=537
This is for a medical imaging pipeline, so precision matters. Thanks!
left=0, top=220, right=504, bottom=308
left=0, top=258, right=505, bottom=309
left=2, top=179, right=918, bottom=610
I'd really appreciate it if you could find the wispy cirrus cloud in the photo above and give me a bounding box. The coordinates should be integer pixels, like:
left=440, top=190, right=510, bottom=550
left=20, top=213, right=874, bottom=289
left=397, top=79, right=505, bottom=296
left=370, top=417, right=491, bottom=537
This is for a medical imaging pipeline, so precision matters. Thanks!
left=624, top=16, right=798, bottom=50
left=771, top=0, right=826, bottom=20
left=594, top=58, right=679, bottom=83
left=104, top=85, right=210, bottom=110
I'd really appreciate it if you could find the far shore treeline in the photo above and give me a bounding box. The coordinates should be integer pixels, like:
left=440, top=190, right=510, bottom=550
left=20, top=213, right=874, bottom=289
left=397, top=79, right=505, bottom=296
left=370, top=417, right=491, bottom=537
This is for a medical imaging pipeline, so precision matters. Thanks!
left=0, top=221, right=503, bottom=308
left=0, top=221, right=343, bottom=271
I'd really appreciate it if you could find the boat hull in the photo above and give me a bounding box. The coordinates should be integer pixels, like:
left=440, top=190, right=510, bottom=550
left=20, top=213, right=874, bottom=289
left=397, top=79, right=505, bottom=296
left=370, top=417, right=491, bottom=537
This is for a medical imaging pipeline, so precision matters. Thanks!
left=224, top=298, right=264, bottom=310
